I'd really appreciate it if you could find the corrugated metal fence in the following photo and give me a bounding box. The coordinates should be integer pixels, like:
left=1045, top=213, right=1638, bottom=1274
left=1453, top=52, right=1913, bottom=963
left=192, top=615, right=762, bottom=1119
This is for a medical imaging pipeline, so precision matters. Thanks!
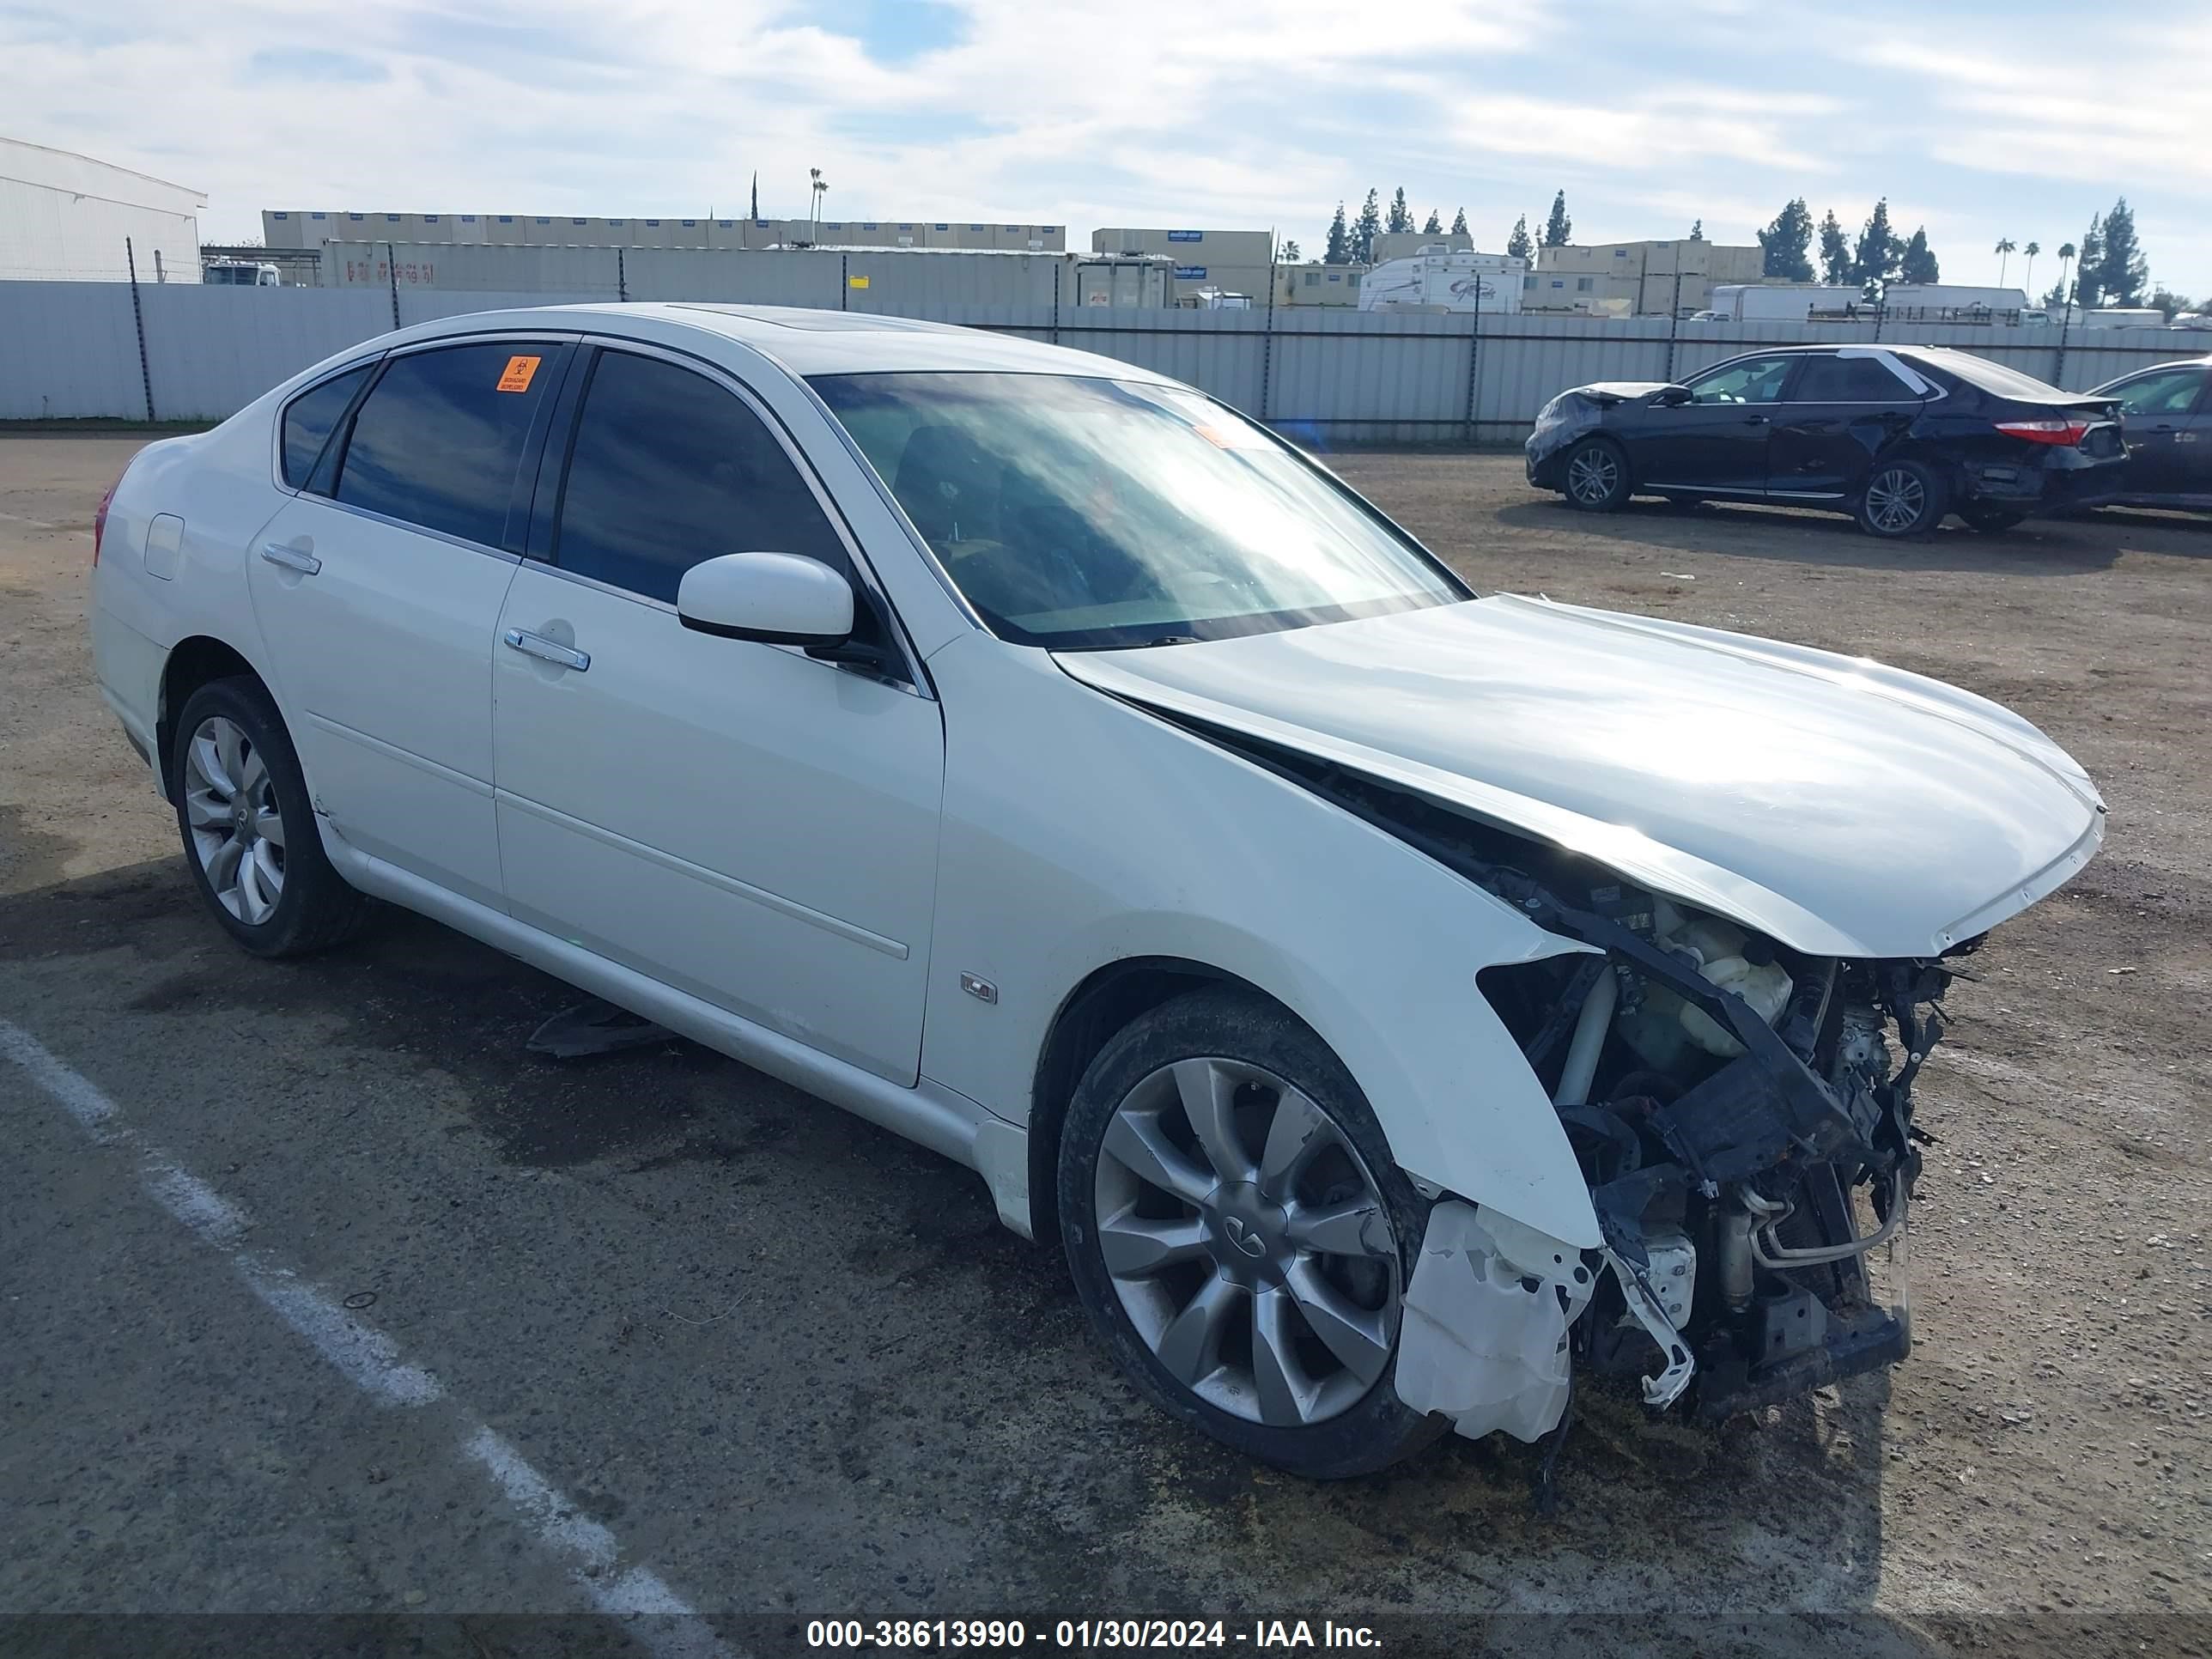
left=1, top=278, right=2194, bottom=439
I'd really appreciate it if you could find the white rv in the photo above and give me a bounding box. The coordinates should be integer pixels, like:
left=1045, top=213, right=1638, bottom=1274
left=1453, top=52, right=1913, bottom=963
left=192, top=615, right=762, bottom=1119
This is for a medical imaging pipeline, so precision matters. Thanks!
left=1358, top=247, right=1523, bottom=314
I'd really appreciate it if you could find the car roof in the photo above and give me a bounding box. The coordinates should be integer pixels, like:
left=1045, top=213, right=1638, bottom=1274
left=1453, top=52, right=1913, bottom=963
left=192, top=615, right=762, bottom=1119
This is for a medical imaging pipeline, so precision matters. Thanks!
left=368, top=301, right=1173, bottom=384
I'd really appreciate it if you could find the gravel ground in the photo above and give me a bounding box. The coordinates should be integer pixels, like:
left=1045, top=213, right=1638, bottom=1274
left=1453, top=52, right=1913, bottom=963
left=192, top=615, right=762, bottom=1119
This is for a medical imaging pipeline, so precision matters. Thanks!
left=1, top=434, right=2205, bottom=1656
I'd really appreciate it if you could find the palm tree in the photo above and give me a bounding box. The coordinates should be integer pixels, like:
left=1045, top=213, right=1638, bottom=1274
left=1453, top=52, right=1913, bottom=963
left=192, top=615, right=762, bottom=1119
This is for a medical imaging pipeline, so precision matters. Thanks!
left=2057, top=241, right=2077, bottom=306
left=2021, top=240, right=2040, bottom=294
left=1994, top=237, right=2016, bottom=283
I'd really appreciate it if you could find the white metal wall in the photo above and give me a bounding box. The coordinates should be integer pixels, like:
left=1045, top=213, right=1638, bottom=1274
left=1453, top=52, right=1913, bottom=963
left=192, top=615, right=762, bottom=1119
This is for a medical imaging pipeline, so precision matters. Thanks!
left=1, top=280, right=2197, bottom=436
left=0, top=178, right=201, bottom=283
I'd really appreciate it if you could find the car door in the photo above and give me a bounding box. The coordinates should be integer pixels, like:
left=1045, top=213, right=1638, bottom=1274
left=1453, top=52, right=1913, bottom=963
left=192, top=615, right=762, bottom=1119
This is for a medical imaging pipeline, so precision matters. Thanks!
left=1767, top=350, right=1923, bottom=498
left=248, top=336, right=573, bottom=908
left=2106, top=366, right=2212, bottom=498
left=491, top=342, right=945, bottom=1085
left=1633, top=353, right=1798, bottom=494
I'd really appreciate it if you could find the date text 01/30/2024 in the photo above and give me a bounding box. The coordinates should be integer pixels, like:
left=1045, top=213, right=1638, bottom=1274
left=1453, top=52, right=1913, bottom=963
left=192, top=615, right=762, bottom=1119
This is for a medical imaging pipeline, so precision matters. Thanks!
left=805, top=1619, right=1384, bottom=1650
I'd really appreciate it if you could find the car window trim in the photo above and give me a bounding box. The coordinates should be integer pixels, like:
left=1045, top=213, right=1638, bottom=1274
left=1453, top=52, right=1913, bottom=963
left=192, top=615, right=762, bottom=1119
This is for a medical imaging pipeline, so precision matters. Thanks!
left=540, top=333, right=932, bottom=697
left=321, top=331, right=581, bottom=557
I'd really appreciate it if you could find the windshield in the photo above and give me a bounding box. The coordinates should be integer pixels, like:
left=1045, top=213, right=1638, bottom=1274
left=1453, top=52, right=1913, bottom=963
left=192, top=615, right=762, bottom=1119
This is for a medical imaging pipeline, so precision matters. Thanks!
left=809, top=372, right=1466, bottom=648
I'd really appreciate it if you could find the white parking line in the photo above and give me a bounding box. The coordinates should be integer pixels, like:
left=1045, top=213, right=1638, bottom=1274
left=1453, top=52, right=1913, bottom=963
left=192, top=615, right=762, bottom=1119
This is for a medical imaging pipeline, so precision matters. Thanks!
left=0, top=1017, right=732, bottom=1656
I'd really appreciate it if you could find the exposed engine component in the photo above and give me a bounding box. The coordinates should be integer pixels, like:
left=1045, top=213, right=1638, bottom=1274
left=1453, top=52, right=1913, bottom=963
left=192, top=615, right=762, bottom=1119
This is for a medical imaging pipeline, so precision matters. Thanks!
left=1616, top=897, right=1794, bottom=1073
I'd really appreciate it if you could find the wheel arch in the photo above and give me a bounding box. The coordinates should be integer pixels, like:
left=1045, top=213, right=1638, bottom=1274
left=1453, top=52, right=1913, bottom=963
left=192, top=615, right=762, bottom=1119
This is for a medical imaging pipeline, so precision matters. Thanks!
left=1024, top=956, right=1310, bottom=1246
left=157, top=636, right=269, bottom=800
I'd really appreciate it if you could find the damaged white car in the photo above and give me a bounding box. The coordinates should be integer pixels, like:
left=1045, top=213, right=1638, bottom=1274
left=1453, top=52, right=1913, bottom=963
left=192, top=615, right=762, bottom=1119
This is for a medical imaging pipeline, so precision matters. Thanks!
left=88, top=305, right=2106, bottom=1478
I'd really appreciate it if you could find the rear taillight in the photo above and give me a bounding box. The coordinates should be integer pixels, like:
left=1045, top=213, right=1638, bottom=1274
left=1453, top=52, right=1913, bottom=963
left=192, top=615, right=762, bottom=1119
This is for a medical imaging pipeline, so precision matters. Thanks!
left=92, top=479, right=118, bottom=565
left=1996, top=417, right=2092, bottom=447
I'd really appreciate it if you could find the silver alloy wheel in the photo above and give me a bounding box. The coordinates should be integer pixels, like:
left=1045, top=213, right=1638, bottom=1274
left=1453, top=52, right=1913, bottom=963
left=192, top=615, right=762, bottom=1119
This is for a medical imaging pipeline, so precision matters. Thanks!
left=1566, top=445, right=1620, bottom=504
left=1865, top=466, right=1927, bottom=532
left=1093, top=1056, right=1402, bottom=1428
left=182, top=715, right=286, bottom=924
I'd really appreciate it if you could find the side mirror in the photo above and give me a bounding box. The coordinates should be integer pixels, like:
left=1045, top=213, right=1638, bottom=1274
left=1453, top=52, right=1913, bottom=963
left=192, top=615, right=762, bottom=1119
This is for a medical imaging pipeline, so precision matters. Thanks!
left=1650, top=385, right=1692, bottom=407
left=678, top=552, right=854, bottom=647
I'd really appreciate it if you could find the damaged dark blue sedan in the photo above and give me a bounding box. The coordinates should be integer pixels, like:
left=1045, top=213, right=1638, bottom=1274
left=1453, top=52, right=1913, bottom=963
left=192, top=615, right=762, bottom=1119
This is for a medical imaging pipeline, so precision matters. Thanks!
left=1526, top=343, right=2126, bottom=538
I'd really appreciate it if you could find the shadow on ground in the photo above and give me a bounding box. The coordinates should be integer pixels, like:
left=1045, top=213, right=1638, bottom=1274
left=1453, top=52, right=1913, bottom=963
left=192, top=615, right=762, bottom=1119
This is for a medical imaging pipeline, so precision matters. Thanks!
left=0, top=854, right=1974, bottom=1650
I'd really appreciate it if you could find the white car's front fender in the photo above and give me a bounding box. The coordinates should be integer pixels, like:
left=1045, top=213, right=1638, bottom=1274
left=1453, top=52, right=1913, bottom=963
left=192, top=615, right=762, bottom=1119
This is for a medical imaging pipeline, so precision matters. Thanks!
left=919, top=635, right=1602, bottom=1250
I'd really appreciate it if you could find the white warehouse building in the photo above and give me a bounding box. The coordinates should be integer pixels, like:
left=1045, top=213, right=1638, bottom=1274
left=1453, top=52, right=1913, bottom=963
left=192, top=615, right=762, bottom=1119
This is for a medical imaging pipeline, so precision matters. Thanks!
left=0, top=137, right=205, bottom=282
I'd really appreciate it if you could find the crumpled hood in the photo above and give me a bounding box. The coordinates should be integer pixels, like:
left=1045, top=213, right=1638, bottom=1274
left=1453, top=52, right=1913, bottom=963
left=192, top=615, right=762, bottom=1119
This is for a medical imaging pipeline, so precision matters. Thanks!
left=1055, top=596, right=2105, bottom=959
left=1568, top=381, right=1673, bottom=404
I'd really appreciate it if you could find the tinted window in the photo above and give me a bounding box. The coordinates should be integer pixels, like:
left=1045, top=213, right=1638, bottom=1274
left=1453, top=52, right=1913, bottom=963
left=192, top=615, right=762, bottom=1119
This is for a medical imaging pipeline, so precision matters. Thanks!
left=281, top=366, right=370, bottom=488
left=554, top=350, right=848, bottom=604
left=1791, top=355, right=1911, bottom=402
left=2111, top=368, right=2206, bottom=416
left=336, top=343, right=558, bottom=548
left=1686, top=356, right=1796, bottom=404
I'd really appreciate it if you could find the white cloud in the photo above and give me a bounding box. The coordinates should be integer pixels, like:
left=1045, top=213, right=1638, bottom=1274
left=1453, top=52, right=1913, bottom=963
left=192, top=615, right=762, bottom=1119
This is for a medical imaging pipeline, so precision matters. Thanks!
left=2, top=0, right=2205, bottom=293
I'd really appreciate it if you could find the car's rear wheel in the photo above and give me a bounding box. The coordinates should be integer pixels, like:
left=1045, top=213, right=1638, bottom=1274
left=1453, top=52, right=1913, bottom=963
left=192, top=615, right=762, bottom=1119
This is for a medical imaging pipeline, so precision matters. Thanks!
left=1562, top=438, right=1631, bottom=512
left=1856, top=459, right=1945, bottom=538
left=169, top=677, right=363, bottom=957
left=1057, top=987, right=1446, bottom=1478
left=1958, top=504, right=2027, bottom=534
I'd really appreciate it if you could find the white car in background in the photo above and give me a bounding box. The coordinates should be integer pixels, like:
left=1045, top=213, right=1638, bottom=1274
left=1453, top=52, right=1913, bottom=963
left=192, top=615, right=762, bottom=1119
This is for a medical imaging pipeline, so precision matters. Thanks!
left=88, top=304, right=2104, bottom=1477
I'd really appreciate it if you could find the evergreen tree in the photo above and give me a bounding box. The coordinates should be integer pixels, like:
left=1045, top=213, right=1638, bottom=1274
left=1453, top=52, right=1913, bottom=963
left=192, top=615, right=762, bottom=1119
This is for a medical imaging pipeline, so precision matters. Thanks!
left=1388, top=186, right=1413, bottom=234
left=1898, top=227, right=1940, bottom=285
left=1852, top=198, right=1899, bottom=285
left=1323, top=203, right=1351, bottom=265
left=1543, top=190, right=1571, bottom=247
left=2092, top=198, right=2148, bottom=307
left=2075, top=216, right=2105, bottom=307
left=1422, top=210, right=1443, bottom=235
left=1687, top=218, right=1704, bottom=240
left=1758, top=198, right=1815, bottom=282
left=1504, top=214, right=1534, bottom=262
left=1449, top=207, right=1468, bottom=236
left=1353, top=189, right=1382, bottom=263
left=1817, top=209, right=1852, bottom=283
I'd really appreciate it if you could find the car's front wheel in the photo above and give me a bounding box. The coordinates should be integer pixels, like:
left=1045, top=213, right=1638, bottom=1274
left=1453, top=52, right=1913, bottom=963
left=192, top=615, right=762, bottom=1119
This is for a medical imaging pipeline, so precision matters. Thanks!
left=169, top=677, right=363, bottom=957
left=1561, top=438, right=1631, bottom=512
left=1057, top=988, right=1445, bottom=1478
left=1856, top=459, right=1945, bottom=538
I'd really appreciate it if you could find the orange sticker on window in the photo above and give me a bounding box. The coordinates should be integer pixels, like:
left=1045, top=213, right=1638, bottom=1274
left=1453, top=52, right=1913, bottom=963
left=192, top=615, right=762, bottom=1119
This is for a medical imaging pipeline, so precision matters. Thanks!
left=495, top=354, right=541, bottom=393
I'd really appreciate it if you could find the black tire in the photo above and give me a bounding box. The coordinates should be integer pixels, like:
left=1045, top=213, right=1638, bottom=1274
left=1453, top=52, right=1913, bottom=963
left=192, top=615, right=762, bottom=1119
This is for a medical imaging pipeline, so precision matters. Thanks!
left=1057, top=986, right=1448, bottom=1478
left=1958, top=504, right=2027, bottom=534
left=168, top=676, right=364, bottom=958
left=1855, top=458, right=1946, bottom=538
left=1560, top=437, right=1632, bottom=513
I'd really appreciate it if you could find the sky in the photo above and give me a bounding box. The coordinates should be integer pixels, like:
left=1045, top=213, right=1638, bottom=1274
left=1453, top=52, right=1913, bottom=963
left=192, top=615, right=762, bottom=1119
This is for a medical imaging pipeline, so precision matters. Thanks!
left=5, top=0, right=2209, bottom=299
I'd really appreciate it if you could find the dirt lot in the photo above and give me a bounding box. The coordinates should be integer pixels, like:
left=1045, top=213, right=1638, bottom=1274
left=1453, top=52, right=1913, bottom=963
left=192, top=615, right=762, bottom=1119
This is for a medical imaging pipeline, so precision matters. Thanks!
left=2, top=434, right=2207, bottom=1656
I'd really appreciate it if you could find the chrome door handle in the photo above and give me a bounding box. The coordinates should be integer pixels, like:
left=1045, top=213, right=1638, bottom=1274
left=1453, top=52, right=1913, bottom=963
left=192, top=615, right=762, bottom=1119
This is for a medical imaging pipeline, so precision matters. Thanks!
left=259, top=541, right=321, bottom=574
left=503, top=628, right=590, bottom=672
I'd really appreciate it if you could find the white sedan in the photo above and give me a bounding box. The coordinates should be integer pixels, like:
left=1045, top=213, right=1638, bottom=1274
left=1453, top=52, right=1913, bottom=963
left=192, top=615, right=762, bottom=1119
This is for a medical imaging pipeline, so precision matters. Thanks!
left=89, top=304, right=2105, bottom=1477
